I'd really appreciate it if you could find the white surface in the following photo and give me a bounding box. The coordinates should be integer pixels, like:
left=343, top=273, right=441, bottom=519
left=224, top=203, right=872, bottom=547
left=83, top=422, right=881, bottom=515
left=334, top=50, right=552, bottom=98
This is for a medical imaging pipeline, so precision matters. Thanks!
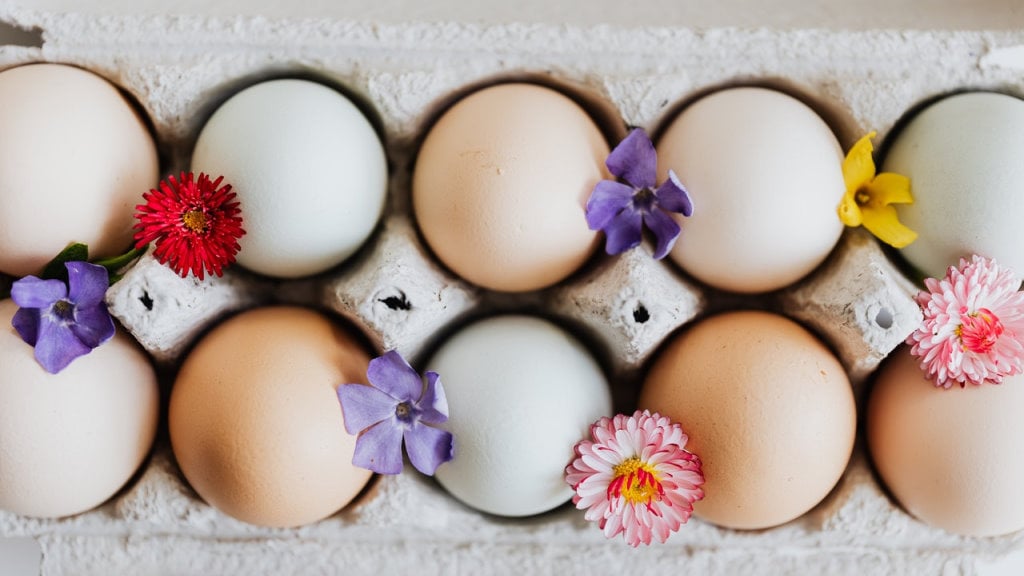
left=0, top=538, right=41, bottom=576
left=11, top=0, right=1024, bottom=31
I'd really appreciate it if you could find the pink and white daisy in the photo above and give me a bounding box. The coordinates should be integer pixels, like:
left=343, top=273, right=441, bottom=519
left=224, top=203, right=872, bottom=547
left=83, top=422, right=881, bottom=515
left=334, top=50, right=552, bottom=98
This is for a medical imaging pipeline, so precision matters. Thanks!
left=565, top=410, right=704, bottom=547
left=907, top=255, right=1024, bottom=388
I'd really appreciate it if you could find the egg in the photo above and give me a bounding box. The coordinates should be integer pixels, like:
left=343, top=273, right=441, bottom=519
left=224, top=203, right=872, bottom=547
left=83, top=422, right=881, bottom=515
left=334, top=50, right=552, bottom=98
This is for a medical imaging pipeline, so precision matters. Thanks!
left=0, top=299, right=159, bottom=518
left=0, top=63, right=159, bottom=277
left=191, top=79, right=387, bottom=279
left=412, top=83, right=608, bottom=292
left=868, top=346, right=1024, bottom=536
left=639, top=310, right=856, bottom=530
left=425, top=315, right=612, bottom=516
left=656, top=87, right=845, bottom=293
left=168, top=306, right=373, bottom=527
left=883, top=92, right=1024, bottom=279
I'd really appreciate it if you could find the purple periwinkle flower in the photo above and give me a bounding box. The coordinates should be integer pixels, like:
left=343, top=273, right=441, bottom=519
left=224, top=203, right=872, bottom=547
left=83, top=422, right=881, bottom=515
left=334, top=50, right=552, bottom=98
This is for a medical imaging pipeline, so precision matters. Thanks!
left=586, top=128, right=694, bottom=260
left=336, top=350, right=454, bottom=476
left=10, top=261, right=116, bottom=374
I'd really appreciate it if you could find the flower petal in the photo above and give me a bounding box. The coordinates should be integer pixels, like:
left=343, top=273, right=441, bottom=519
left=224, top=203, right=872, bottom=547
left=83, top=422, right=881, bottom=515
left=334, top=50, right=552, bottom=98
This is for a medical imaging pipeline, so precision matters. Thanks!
left=654, top=171, right=693, bottom=216
left=69, top=304, right=115, bottom=348
left=837, top=191, right=863, bottom=227
left=65, top=262, right=110, bottom=307
left=403, top=421, right=454, bottom=475
left=585, top=180, right=635, bottom=231
left=606, top=128, right=658, bottom=189
left=602, top=206, right=643, bottom=256
left=416, top=371, right=449, bottom=425
left=842, top=132, right=877, bottom=194
left=865, top=172, right=913, bottom=207
left=366, top=350, right=423, bottom=402
left=643, top=209, right=682, bottom=260
left=11, top=307, right=40, bottom=345
left=10, top=276, right=66, bottom=308
left=861, top=204, right=918, bottom=249
left=336, top=383, right=399, bottom=435
left=34, top=317, right=91, bottom=374
left=352, top=418, right=405, bottom=475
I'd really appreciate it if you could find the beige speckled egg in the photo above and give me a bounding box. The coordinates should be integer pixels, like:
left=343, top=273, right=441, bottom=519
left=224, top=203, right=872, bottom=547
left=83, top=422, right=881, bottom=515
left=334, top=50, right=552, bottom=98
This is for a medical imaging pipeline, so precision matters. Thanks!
left=868, top=346, right=1024, bottom=536
left=657, top=87, right=845, bottom=293
left=412, top=83, right=608, bottom=292
left=0, top=64, right=158, bottom=277
left=0, top=299, right=159, bottom=518
left=639, top=310, right=856, bottom=530
left=169, top=307, right=373, bottom=528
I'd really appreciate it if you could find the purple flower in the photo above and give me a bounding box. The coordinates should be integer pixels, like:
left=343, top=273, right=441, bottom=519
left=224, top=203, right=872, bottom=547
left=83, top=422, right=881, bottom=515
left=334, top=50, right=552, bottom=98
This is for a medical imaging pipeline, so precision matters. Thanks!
left=336, top=350, right=454, bottom=475
left=586, top=128, right=694, bottom=260
left=10, top=262, right=116, bottom=374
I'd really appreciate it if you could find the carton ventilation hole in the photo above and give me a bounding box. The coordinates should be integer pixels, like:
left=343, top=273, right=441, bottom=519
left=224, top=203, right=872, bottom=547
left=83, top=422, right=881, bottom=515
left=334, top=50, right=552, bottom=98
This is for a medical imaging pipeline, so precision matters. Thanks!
left=875, top=307, right=893, bottom=329
left=0, top=21, right=44, bottom=48
left=633, top=304, right=650, bottom=324
left=380, top=292, right=411, bottom=311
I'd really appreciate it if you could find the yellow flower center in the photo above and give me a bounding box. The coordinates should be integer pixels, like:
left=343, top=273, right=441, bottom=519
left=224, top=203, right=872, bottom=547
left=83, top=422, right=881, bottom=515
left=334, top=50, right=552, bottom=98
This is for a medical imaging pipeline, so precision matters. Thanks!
left=182, top=210, right=208, bottom=234
left=609, top=457, right=664, bottom=506
left=855, top=188, right=872, bottom=206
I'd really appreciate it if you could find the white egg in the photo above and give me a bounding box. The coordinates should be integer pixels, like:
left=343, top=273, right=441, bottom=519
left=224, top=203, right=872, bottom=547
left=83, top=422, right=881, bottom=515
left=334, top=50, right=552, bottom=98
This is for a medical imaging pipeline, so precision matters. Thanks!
left=426, top=315, right=612, bottom=517
left=883, top=92, right=1024, bottom=279
left=657, top=87, right=845, bottom=294
left=192, top=79, right=387, bottom=279
left=0, top=299, right=159, bottom=518
left=0, top=64, right=158, bottom=278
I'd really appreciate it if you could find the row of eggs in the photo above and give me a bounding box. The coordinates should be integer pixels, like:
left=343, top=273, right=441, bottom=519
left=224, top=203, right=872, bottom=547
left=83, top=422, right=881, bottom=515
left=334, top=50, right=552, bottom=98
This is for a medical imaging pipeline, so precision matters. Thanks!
left=1, top=62, right=1023, bottom=538
left=2, top=63, right=1024, bottom=292
left=2, top=296, right=1022, bottom=538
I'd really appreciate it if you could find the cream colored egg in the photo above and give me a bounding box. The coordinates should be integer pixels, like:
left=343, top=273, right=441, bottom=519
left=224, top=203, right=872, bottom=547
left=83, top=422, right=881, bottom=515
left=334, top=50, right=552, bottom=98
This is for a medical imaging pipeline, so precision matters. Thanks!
left=883, top=92, right=1024, bottom=279
left=0, top=299, right=159, bottom=518
left=169, top=306, right=373, bottom=527
left=412, top=83, right=608, bottom=292
left=426, top=315, right=613, bottom=517
left=192, top=79, right=388, bottom=279
left=657, top=87, right=845, bottom=293
left=868, top=346, right=1024, bottom=536
left=639, top=310, right=855, bottom=529
left=0, top=64, right=159, bottom=277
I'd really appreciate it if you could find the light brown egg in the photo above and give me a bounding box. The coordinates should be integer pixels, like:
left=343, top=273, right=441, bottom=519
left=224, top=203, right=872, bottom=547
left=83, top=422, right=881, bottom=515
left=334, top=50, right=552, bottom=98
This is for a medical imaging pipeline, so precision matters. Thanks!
left=868, top=346, right=1024, bottom=536
left=639, top=310, right=856, bottom=530
left=412, top=82, right=608, bottom=292
left=0, top=64, right=158, bottom=277
left=169, top=306, right=373, bottom=528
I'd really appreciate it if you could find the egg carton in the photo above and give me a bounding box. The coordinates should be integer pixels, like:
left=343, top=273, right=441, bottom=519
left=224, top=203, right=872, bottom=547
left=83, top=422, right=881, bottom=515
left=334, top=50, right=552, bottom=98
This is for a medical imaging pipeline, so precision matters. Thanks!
left=3, top=4, right=1024, bottom=575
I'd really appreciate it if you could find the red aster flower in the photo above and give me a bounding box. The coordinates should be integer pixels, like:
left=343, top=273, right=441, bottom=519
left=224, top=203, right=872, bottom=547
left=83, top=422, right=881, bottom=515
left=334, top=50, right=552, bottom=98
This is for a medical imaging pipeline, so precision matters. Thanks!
left=133, top=172, right=245, bottom=280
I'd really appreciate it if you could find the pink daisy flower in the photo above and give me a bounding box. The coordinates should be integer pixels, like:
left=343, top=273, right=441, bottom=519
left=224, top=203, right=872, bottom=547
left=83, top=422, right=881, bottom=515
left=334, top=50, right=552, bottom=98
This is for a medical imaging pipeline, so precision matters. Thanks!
left=907, top=255, right=1024, bottom=388
left=565, top=410, right=704, bottom=547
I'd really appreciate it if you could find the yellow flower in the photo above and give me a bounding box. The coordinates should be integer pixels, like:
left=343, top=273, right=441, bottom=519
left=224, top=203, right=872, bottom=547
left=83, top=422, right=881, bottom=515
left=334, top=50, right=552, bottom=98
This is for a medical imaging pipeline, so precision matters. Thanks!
left=837, top=132, right=917, bottom=248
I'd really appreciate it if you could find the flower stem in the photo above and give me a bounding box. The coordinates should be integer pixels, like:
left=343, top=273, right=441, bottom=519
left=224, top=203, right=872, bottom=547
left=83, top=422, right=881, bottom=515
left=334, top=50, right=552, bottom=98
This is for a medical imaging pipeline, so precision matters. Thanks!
left=93, top=245, right=147, bottom=280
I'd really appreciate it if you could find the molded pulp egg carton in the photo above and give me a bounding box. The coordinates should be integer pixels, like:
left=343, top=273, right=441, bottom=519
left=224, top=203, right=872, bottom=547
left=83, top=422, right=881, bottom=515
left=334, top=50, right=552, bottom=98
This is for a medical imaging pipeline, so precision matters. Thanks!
left=3, top=4, right=1024, bottom=574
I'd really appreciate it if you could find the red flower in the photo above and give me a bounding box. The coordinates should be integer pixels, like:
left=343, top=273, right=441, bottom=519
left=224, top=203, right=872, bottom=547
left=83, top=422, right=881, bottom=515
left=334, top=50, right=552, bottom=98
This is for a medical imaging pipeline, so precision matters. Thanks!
left=134, top=172, right=245, bottom=280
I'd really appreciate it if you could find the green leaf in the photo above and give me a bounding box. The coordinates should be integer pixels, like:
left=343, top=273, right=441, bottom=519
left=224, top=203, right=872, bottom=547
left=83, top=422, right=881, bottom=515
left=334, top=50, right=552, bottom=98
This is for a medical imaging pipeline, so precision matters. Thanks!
left=40, top=243, right=89, bottom=283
